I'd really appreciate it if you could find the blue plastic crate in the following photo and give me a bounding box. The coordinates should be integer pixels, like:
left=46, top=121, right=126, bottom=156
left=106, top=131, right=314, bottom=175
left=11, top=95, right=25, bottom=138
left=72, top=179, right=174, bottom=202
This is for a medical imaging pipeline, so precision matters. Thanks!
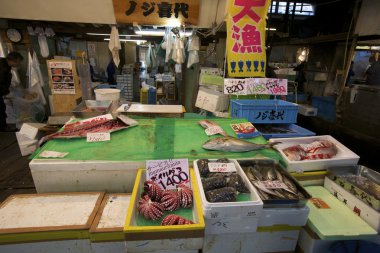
left=311, top=96, right=336, bottom=122
left=231, top=99, right=298, bottom=124
left=256, top=124, right=316, bottom=139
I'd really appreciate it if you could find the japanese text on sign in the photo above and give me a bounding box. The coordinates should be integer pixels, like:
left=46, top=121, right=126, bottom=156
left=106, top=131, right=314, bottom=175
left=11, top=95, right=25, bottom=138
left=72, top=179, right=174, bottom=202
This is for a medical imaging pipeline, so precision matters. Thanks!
left=208, top=163, right=237, bottom=173
left=146, top=159, right=190, bottom=190
left=255, top=110, right=285, bottom=121
left=224, top=78, right=288, bottom=95
left=255, top=180, right=287, bottom=189
left=112, top=0, right=199, bottom=25
left=205, top=126, right=225, bottom=136
left=227, top=0, right=270, bottom=77
left=86, top=132, right=111, bottom=142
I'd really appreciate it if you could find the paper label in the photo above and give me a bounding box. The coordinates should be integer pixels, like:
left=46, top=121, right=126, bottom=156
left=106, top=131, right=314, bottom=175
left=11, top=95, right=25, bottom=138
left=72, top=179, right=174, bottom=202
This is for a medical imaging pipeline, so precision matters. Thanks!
left=208, top=163, right=237, bottom=173
left=224, top=78, right=247, bottom=95
left=146, top=159, right=190, bottom=190
left=205, top=126, right=224, bottom=136
left=39, top=150, right=69, bottom=158
left=86, top=132, right=111, bottom=142
left=310, top=198, right=331, bottom=209
left=255, top=180, right=288, bottom=189
left=246, top=78, right=288, bottom=95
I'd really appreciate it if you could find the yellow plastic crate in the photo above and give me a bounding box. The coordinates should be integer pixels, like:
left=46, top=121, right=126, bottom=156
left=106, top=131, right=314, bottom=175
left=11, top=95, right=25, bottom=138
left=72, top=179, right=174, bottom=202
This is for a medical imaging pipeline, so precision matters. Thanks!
left=124, top=168, right=205, bottom=241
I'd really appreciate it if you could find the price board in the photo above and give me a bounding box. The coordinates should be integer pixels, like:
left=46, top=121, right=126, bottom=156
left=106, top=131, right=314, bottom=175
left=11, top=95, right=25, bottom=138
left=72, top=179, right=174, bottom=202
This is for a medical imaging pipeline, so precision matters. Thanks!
left=146, top=159, right=190, bottom=190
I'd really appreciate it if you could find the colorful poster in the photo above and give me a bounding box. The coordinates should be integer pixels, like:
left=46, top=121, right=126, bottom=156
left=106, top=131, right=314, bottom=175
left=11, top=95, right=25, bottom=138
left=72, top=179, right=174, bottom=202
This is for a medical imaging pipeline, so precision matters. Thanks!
left=226, top=0, right=271, bottom=77
left=48, top=61, right=75, bottom=94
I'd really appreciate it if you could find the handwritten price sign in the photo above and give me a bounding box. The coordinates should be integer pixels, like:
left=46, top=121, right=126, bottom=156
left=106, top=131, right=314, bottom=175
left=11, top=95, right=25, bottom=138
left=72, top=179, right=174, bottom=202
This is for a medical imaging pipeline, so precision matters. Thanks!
left=208, top=163, right=237, bottom=173
left=255, top=180, right=288, bottom=189
left=86, top=132, right=111, bottom=142
left=224, top=79, right=247, bottom=95
left=146, top=159, right=190, bottom=190
left=247, top=78, right=288, bottom=95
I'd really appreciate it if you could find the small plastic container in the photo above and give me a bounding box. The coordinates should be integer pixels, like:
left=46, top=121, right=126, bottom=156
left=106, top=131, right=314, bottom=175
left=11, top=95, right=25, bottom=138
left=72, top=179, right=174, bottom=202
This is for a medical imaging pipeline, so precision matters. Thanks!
left=95, top=88, right=120, bottom=111
left=231, top=99, right=298, bottom=124
left=311, top=96, right=336, bottom=122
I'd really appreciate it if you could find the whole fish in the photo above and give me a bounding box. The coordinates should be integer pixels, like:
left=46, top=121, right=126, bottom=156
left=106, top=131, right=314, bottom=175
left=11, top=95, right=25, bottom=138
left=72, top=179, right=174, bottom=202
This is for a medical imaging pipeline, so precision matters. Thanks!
left=203, top=137, right=280, bottom=152
left=199, top=120, right=227, bottom=136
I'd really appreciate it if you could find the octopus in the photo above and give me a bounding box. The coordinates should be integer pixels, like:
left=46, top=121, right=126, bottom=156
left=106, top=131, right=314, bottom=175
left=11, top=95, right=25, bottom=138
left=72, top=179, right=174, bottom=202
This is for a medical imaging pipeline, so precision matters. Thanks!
left=137, top=195, right=164, bottom=220
left=160, top=190, right=180, bottom=211
left=161, top=214, right=194, bottom=226
left=143, top=180, right=162, bottom=202
left=177, top=183, right=193, bottom=208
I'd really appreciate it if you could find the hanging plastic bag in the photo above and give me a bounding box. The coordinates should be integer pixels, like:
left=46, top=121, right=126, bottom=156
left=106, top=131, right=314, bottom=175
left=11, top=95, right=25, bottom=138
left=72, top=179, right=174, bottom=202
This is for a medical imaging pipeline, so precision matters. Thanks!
left=187, top=35, right=200, bottom=68
left=172, top=37, right=185, bottom=64
left=38, top=35, right=49, bottom=58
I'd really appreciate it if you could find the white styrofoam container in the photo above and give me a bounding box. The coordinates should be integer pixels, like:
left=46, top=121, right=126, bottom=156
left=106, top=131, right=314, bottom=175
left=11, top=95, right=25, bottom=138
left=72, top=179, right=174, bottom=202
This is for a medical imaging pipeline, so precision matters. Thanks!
left=204, top=216, right=258, bottom=235
left=15, top=132, right=38, bottom=156
left=298, top=227, right=380, bottom=253
left=125, top=239, right=203, bottom=253
left=29, top=160, right=143, bottom=193
left=0, top=239, right=92, bottom=253
left=324, top=177, right=380, bottom=232
left=258, top=206, right=309, bottom=227
left=269, top=135, right=359, bottom=172
left=203, top=229, right=301, bottom=253
left=195, top=87, right=229, bottom=113
left=19, top=122, right=46, bottom=140
left=298, top=104, right=318, bottom=116
left=193, top=159, right=263, bottom=219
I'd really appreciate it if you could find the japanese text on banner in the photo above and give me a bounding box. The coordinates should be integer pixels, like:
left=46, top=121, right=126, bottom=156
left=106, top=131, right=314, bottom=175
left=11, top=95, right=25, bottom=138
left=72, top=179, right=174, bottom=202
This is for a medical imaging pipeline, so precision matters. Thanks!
left=227, top=0, right=270, bottom=78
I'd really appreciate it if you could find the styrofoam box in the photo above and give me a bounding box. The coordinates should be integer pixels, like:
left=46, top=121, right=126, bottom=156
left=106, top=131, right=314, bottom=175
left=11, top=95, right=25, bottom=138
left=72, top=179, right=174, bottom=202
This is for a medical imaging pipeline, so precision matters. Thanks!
left=193, top=159, right=263, bottom=219
left=298, top=227, right=380, bottom=253
left=19, top=122, right=46, bottom=140
left=195, top=87, right=229, bottom=113
left=203, top=229, right=301, bottom=253
left=204, top=216, right=258, bottom=235
left=15, top=132, right=38, bottom=156
left=258, top=206, right=309, bottom=227
left=324, top=177, right=380, bottom=232
left=298, top=104, right=318, bottom=116
left=269, top=135, right=359, bottom=172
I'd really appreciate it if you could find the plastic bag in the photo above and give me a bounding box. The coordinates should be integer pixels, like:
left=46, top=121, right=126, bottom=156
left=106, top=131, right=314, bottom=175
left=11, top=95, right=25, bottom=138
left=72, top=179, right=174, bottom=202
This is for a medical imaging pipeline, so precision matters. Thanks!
left=38, top=35, right=50, bottom=58
left=13, top=86, right=45, bottom=128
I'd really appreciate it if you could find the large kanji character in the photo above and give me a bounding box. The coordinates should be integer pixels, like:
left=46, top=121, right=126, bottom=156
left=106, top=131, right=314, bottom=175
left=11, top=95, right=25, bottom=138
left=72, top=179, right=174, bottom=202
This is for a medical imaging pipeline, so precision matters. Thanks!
left=142, top=2, right=156, bottom=16
left=233, top=0, right=266, bottom=23
left=174, top=3, right=189, bottom=18
left=125, top=0, right=137, bottom=16
left=157, top=2, right=173, bottom=18
left=242, top=24, right=262, bottom=51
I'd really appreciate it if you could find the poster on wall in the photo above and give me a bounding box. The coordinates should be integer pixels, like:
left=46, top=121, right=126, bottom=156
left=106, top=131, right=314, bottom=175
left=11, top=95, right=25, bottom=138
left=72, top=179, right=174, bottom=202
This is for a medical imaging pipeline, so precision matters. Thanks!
left=226, top=0, right=271, bottom=78
left=48, top=61, right=75, bottom=94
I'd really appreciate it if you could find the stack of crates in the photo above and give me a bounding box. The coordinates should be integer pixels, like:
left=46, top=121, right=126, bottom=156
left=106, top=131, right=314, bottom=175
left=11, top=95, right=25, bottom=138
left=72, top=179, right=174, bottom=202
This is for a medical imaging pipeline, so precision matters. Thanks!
left=230, top=99, right=315, bottom=139
left=116, top=74, right=133, bottom=102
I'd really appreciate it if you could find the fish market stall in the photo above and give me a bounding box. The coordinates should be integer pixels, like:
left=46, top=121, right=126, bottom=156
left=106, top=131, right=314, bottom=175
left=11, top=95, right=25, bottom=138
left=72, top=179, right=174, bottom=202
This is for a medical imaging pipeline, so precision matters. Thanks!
left=29, top=118, right=283, bottom=193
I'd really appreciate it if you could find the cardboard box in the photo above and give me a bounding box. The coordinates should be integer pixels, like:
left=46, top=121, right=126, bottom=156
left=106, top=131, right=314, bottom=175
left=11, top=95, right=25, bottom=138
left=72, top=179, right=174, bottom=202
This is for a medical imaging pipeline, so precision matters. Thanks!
left=324, top=176, right=380, bottom=232
left=20, top=122, right=46, bottom=140
left=195, top=87, right=229, bottom=113
left=15, top=132, right=38, bottom=156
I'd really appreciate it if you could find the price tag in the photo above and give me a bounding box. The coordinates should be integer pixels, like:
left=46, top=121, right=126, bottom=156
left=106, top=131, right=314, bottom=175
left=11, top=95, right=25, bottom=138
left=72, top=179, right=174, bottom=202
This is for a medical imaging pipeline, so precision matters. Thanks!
left=246, top=78, right=288, bottom=95
left=310, top=198, right=330, bottom=209
left=39, top=150, right=69, bottom=158
left=208, top=163, right=237, bottom=173
left=255, top=180, right=288, bottom=189
left=224, top=78, right=247, bottom=95
left=205, top=126, right=224, bottom=136
left=146, top=159, right=190, bottom=190
left=86, top=132, right=111, bottom=142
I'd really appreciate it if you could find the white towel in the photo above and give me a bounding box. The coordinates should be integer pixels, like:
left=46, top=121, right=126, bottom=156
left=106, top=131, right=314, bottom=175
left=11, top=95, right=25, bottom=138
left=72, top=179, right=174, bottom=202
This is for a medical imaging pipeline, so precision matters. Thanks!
left=108, top=26, right=121, bottom=67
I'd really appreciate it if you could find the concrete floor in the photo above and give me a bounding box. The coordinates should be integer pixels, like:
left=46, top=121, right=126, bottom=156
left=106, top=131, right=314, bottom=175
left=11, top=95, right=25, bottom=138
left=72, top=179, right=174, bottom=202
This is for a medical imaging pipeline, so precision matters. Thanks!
left=0, top=132, right=36, bottom=202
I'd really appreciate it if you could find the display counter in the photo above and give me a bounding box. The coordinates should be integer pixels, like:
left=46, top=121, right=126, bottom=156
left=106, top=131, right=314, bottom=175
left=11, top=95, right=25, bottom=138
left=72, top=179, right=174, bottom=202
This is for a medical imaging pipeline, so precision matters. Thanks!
left=30, top=118, right=282, bottom=193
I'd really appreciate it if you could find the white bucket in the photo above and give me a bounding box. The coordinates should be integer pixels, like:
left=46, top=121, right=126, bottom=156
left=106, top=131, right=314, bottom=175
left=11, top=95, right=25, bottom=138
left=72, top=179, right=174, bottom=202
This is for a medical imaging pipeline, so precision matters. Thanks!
left=95, top=89, right=120, bottom=112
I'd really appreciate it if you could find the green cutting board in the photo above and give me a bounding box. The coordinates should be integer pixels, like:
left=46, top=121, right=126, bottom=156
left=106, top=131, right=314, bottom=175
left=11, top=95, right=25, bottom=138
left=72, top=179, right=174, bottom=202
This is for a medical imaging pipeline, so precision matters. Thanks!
left=305, top=186, right=377, bottom=240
